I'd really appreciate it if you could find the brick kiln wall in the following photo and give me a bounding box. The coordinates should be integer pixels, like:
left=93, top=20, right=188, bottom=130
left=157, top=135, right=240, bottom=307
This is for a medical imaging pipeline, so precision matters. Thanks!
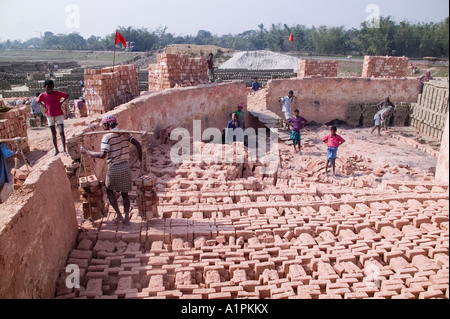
left=0, top=156, right=78, bottom=299
left=362, top=56, right=409, bottom=78
left=248, top=77, right=420, bottom=124
left=411, top=80, right=449, bottom=141
left=84, top=64, right=139, bottom=116
left=148, top=53, right=208, bottom=91
left=298, top=60, right=338, bottom=78
left=436, top=115, right=449, bottom=184
left=0, top=105, right=29, bottom=153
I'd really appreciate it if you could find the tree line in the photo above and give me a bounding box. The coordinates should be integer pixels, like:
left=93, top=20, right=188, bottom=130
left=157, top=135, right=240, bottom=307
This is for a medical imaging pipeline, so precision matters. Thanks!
left=1, top=17, right=448, bottom=58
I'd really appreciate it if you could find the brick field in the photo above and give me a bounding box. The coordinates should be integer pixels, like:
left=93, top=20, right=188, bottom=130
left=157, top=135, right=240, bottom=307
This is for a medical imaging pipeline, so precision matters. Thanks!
left=55, top=126, right=449, bottom=300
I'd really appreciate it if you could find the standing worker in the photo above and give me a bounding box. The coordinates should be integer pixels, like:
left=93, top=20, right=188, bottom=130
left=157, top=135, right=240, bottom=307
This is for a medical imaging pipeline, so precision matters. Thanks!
left=37, top=80, right=69, bottom=156
left=30, top=92, right=46, bottom=127
left=252, top=78, right=261, bottom=93
left=233, top=104, right=246, bottom=130
left=279, top=90, right=296, bottom=129
left=81, top=115, right=143, bottom=226
left=207, top=53, right=215, bottom=83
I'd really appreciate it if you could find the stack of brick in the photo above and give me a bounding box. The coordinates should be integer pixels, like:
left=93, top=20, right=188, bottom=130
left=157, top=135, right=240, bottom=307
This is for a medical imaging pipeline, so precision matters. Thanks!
left=84, top=64, right=139, bottom=116
left=410, top=80, right=449, bottom=141
left=12, top=168, right=30, bottom=190
left=135, top=174, right=159, bottom=219
left=346, top=102, right=411, bottom=127
left=297, top=60, right=338, bottom=78
left=0, top=105, right=29, bottom=153
left=362, top=56, right=409, bottom=78
left=79, top=175, right=107, bottom=221
left=148, top=54, right=208, bottom=91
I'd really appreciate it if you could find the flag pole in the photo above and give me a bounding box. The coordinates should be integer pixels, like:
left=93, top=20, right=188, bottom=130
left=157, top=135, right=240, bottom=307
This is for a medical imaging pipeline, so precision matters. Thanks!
left=113, top=33, right=116, bottom=73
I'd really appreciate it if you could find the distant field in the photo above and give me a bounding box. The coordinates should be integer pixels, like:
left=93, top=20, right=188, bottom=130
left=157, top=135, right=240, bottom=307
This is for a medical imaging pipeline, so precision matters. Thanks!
left=0, top=49, right=144, bottom=67
left=0, top=48, right=447, bottom=77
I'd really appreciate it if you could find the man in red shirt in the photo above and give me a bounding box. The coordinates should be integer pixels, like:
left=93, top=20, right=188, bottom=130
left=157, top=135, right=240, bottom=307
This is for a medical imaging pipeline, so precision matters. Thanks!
left=37, top=80, right=69, bottom=156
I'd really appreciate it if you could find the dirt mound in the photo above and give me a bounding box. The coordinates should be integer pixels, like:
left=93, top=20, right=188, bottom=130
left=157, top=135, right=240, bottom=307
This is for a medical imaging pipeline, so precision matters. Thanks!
left=219, top=50, right=301, bottom=72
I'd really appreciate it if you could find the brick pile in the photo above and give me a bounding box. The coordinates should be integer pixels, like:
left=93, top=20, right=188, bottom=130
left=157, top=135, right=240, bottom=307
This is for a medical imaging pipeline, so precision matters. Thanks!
left=55, top=181, right=449, bottom=300
left=297, top=60, right=338, bottom=78
left=135, top=174, right=159, bottom=219
left=84, top=64, right=139, bottom=116
left=148, top=54, right=208, bottom=91
left=346, top=102, right=411, bottom=127
left=391, top=135, right=440, bottom=158
left=410, top=80, right=449, bottom=141
left=0, top=105, right=29, bottom=153
left=362, top=56, right=409, bottom=78
left=12, top=168, right=30, bottom=190
left=79, top=175, right=108, bottom=221
left=56, top=141, right=449, bottom=300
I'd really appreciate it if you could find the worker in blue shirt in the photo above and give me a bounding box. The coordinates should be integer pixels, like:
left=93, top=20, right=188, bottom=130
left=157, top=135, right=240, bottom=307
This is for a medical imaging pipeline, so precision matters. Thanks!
left=252, top=78, right=261, bottom=93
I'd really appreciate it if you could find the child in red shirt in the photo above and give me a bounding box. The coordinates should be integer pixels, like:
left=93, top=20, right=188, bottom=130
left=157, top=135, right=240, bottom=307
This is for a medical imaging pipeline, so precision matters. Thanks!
left=322, top=126, right=345, bottom=176
left=37, top=80, right=69, bottom=156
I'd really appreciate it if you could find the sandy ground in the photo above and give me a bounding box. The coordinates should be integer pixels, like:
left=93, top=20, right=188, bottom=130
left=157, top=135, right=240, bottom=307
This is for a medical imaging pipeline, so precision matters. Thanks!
left=220, top=50, right=301, bottom=72
left=278, top=125, right=438, bottom=184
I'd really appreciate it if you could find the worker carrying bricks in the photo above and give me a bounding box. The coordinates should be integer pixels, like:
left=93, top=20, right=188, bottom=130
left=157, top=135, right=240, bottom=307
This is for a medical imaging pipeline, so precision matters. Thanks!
left=81, top=115, right=143, bottom=226
left=36, top=80, right=69, bottom=156
left=207, top=53, right=215, bottom=83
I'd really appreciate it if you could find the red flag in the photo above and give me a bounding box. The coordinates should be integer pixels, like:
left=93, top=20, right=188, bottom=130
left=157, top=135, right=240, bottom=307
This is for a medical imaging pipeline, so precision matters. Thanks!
left=115, top=31, right=127, bottom=48
left=289, top=33, right=294, bottom=43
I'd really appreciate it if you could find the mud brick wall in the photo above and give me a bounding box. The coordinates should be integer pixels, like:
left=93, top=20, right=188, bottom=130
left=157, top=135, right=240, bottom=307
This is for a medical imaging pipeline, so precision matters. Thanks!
left=0, top=156, right=78, bottom=298
left=346, top=102, right=411, bottom=127
left=148, top=54, right=208, bottom=91
left=410, top=80, right=449, bottom=141
left=0, top=106, right=29, bottom=153
left=247, top=77, right=420, bottom=124
left=362, top=56, right=409, bottom=78
left=84, top=64, right=139, bottom=116
left=298, top=60, right=338, bottom=78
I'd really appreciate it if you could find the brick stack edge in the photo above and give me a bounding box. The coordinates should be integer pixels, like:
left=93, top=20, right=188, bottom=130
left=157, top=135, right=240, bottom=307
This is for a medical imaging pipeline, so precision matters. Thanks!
left=411, top=80, right=450, bottom=141
left=148, top=53, right=208, bottom=91
left=84, top=64, right=139, bottom=116
left=298, top=60, right=338, bottom=78
left=79, top=175, right=107, bottom=221
left=0, top=106, right=29, bottom=153
left=135, top=174, right=159, bottom=219
left=362, top=56, right=409, bottom=78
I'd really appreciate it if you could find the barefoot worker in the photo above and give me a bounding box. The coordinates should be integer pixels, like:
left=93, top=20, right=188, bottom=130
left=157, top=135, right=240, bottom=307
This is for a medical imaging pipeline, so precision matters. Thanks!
left=36, top=80, right=69, bottom=155
left=81, top=115, right=142, bottom=226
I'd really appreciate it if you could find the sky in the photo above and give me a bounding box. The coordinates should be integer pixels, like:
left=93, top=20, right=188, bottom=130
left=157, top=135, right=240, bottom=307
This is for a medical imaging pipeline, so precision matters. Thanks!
left=0, top=0, right=448, bottom=41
